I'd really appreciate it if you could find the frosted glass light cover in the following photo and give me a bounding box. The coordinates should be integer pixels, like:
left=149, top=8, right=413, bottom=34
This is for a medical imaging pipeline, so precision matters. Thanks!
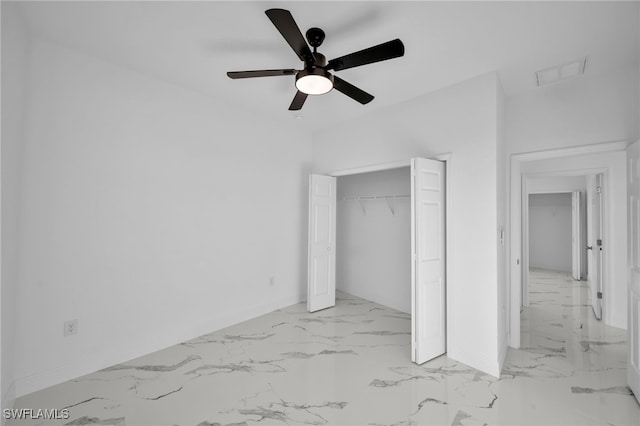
left=296, top=74, right=333, bottom=95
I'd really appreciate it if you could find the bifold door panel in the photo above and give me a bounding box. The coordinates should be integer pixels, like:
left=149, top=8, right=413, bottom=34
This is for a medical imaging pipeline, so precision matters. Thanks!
left=307, top=175, right=336, bottom=312
left=627, top=141, right=640, bottom=404
left=411, top=157, right=446, bottom=364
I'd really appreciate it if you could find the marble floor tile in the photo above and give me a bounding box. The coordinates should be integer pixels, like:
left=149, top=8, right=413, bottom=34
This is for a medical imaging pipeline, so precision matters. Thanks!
left=8, top=270, right=640, bottom=425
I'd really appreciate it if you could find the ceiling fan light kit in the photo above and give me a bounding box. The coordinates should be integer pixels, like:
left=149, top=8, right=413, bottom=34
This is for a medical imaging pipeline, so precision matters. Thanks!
left=226, top=8, right=405, bottom=110
left=296, top=68, right=334, bottom=95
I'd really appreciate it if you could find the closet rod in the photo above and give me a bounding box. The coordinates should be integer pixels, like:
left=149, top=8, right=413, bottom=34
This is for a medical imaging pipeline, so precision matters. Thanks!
left=340, top=194, right=410, bottom=201
left=340, top=194, right=410, bottom=216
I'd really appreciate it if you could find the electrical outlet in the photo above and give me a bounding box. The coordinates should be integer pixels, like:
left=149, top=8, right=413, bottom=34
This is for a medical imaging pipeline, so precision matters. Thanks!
left=63, top=319, right=78, bottom=337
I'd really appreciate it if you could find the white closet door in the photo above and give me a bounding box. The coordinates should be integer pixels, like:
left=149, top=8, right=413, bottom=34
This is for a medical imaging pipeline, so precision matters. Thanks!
left=307, top=174, right=336, bottom=312
left=627, top=140, right=640, bottom=404
left=411, top=157, right=446, bottom=364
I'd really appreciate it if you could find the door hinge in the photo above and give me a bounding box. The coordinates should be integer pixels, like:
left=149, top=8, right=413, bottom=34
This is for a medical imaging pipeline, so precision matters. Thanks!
left=597, top=291, right=603, bottom=299
left=596, top=186, right=601, bottom=194
left=597, top=239, right=602, bottom=247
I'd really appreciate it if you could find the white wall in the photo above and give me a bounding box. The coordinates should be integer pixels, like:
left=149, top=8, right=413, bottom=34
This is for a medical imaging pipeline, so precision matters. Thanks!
left=336, top=167, right=410, bottom=313
left=1, top=2, right=29, bottom=413
left=506, top=63, right=639, bottom=154
left=528, top=193, right=572, bottom=272
left=496, top=79, right=508, bottom=369
left=12, top=38, right=312, bottom=396
left=313, top=73, right=503, bottom=376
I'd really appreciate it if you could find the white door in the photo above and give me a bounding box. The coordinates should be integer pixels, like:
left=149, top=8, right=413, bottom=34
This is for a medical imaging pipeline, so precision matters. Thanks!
left=307, top=174, right=336, bottom=312
left=411, top=157, right=446, bottom=364
left=590, top=174, right=604, bottom=320
left=627, top=141, right=640, bottom=404
left=571, top=191, right=582, bottom=280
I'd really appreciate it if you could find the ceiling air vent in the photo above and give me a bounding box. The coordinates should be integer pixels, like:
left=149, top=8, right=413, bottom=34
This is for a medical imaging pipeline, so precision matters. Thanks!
left=536, top=57, right=587, bottom=87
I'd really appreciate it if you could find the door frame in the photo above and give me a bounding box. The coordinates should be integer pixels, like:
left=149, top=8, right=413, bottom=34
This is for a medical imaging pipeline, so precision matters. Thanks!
left=626, top=140, right=640, bottom=404
left=328, top=154, right=453, bottom=352
left=591, top=173, right=605, bottom=319
left=509, top=140, right=627, bottom=348
left=571, top=191, right=582, bottom=281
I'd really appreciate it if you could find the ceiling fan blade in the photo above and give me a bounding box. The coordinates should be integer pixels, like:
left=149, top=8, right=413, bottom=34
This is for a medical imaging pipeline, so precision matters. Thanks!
left=265, top=9, right=315, bottom=65
left=333, top=76, right=374, bottom=105
left=288, top=91, right=308, bottom=110
left=327, top=39, right=405, bottom=71
left=227, top=69, right=297, bottom=79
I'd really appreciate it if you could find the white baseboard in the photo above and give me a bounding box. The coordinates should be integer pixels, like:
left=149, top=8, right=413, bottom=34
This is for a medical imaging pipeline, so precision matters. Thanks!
left=604, top=309, right=627, bottom=331
left=14, top=294, right=303, bottom=398
left=1, top=381, right=16, bottom=426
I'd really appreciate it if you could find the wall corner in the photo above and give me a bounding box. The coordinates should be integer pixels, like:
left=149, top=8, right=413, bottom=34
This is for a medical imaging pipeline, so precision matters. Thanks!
left=1, top=380, right=16, bottom=424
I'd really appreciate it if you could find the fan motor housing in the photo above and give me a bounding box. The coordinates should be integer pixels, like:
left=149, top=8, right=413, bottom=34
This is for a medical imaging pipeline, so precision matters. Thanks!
left=306, top=27, right=325, bottom=48
left=312, top=52, right=327, bottom=67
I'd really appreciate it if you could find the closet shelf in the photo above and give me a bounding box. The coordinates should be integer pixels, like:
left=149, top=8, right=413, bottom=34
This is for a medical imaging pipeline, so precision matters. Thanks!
left=340, top=194, right=410, bottom=201
left=340, top=194, right=410, bottom=216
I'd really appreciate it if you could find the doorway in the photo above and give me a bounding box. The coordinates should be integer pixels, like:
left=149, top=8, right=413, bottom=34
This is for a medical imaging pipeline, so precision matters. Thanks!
left=523, top=174, right=604, bottom=324
left=336, top=167, right=411, bottom=314
left=509, top=141, right=628, bottom=349
left=528, top=192, right=577, bottom=276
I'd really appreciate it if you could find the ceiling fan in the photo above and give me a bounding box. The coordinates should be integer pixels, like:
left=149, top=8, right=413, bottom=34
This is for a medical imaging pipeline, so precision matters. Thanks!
left=226, top=8, right=405, bottom=110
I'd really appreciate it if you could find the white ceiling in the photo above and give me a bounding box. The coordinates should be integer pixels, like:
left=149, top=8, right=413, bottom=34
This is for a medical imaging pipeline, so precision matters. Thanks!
left=14, top=1, right=640, bottom=131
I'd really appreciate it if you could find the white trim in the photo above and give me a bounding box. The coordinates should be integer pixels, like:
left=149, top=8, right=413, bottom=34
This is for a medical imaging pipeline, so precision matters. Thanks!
left=512, top=140, right=628, bottom=163
left=601, top=171, right=610, bottom=323
left=328, top=154, right=452, bottom=178
left=525, top=168, right=607, bottom=178
left=528, top=190, right=578, bottom=195
left=521, top=178, right=530, bottom=307
left=509, top=156, right=522, bottom=348
left=328, top=159, right=410, bottom=177
left=437, top=154, right=453, bottom=355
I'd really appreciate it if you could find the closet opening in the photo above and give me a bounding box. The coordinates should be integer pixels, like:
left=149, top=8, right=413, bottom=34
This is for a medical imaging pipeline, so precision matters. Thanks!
left=307, top=157, right=448, bottom=364
left=336, top=167, right=411, bottom=314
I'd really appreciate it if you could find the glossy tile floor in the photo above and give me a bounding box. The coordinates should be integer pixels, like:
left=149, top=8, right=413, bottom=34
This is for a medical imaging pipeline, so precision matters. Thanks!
left=9, top=269, right=640, bottom=425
